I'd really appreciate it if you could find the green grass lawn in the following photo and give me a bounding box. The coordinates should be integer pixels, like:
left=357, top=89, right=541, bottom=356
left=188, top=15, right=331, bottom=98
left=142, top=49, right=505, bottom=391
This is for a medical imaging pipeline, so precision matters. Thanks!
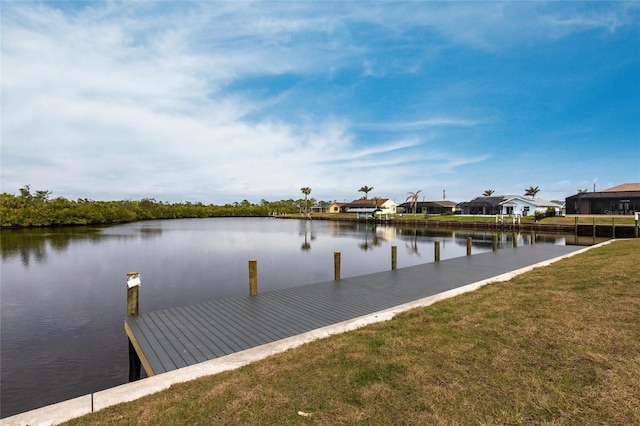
left=65, top=239, right=640, bottom=425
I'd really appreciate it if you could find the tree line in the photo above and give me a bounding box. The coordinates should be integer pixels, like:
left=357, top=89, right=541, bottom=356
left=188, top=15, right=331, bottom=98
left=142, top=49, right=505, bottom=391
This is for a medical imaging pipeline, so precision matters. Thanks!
left=0, top=185, right=331, bottom=228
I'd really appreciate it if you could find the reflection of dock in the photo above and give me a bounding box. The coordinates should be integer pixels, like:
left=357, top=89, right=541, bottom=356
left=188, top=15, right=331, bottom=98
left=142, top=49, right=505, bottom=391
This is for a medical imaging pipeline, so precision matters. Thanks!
left=125, top=244, right=584, bottom=377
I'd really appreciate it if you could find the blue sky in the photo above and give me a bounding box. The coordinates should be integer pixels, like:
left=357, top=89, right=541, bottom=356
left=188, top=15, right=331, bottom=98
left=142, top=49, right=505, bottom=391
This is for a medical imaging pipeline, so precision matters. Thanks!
left=2, top=1, right=639, bottom=205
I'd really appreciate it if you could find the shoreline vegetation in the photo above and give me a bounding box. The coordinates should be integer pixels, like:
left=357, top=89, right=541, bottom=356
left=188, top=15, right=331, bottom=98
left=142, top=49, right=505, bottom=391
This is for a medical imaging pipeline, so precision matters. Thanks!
left=0, top=187, right=302, bottom=228
left=61, top=239, right=639, bottom=425
left=1, top=187, right=636, bottom=229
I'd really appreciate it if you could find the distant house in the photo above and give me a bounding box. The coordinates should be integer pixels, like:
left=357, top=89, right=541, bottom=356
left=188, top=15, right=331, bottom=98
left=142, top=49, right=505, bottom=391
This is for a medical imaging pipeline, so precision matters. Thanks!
left=499, top=196, right=563, bottom=217
left=328, top=202, right=346, bottom=213
left=397, top=200, right=459, bottom=215
left=459, top=196, right=514, bottom=215
left=565, top=183, right=640, bottom=215
left=338, top=198, right=397, bottom=215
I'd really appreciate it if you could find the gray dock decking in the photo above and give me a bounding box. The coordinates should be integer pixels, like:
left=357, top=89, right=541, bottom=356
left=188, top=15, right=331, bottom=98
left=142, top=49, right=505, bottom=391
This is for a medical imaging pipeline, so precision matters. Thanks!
left=125, top=244, right=583, bottom=376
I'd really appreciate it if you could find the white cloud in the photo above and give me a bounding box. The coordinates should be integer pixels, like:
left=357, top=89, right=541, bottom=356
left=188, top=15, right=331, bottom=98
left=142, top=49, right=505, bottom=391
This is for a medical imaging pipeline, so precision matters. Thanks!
left=356, top=118, right=486, bottom=132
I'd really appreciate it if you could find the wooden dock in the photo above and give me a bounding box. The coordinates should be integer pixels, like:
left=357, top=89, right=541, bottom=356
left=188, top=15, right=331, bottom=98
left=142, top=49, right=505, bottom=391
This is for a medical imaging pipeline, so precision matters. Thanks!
left=125, top=244, right=584, bottom=377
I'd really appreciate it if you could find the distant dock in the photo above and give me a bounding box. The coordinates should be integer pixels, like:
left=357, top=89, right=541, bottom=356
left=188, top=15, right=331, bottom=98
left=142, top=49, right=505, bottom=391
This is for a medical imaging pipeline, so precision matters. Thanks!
left=125, top=244, right=584, bottom=377
left=276, top=214, right=639, bottom=238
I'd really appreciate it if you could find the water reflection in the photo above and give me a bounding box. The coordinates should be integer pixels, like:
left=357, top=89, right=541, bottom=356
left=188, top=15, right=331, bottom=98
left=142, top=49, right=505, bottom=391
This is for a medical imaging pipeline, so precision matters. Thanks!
left=356, top=224, right=381, bottom=251
left=298, top=220, right=315, bottom=251
left=0, top=224, right=166, bottom=268
left=1, top=227, right=103, bottom=267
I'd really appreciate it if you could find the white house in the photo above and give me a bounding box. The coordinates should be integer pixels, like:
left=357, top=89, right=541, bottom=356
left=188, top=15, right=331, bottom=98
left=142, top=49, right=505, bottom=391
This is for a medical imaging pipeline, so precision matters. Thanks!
left=375, top=198, right=397, bottom=215
left=499, top=197, right=563, bottom=217
left=339, top=198, right=397, bottom=215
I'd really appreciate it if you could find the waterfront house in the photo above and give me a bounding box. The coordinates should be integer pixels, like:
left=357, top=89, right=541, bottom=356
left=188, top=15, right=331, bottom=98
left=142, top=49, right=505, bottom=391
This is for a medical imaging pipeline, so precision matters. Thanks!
left=397, top=200, right=459, bottom=215
left=565, top=183, right=640, bottom=215
left=459, top=196, right=514, bottom=215
left=328, top=202, right=346, bottom=213
left=499, top=196, right=562, bottom=217
left=338, top=198, right=397, bottom=215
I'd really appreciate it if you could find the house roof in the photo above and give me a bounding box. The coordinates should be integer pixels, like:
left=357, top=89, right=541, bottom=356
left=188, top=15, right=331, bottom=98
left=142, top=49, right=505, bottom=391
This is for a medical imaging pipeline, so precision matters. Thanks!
left=499, top=196, right=561, bottom=207
left=434, top=200, right=458, bottom=207
left=460, top=196, right=511, bottom=206
left=347, top=207, right=381, bottom=213
left=342, top=198, right=396, bottom=209
left=566, top=183, right=640, bottom=200
left=398, top=200, right=458, bottom=208
left=603, top=183, right=640, bottom=192
left=348, top=198, right=390, bottom=205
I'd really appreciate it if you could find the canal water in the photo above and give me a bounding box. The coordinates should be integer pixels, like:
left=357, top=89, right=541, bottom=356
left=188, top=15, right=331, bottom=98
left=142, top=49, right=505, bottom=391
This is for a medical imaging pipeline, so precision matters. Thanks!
left=0, top=217, right=595, bottom=418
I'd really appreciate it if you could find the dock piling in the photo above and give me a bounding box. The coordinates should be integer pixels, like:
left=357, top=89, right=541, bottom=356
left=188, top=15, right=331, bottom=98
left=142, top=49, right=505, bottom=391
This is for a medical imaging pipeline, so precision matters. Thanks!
left=612, top=217, right=615, bottom=238
left=466, top=236, right=472, bottom=256
left=126, top=272, right=142, bottom=381
left=249, top=260, right=258, bottom=295
left=391, top=245, right=397, bottom=270
left=128, top=340, right=141, bottom=381
left=126, top=272, right=140, bottom=317
left=334, top=251, right=341, bottom=280
left=492, top=234, right=498, bottom=251
left=434, top=241, right=440, bottom=262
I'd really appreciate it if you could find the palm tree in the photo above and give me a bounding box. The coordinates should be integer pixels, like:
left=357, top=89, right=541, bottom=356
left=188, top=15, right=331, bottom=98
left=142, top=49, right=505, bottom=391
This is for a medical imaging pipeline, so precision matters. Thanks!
left=371, top=196, right=382, bottom=210
left=577, top=189, right=588, bottom=193
left=358, top=185, right=373, bottom=199
left=300, top=187, right=311, bottom=215
left=406, top=190, right=422, bottom=214
left=525, top=186, right=540, bottom=199
left=483, top=189, right=495, bottom=196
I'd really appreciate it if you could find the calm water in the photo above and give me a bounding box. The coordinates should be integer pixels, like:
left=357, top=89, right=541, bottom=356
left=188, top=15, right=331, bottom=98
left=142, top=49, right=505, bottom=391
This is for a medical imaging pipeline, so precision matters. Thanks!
left=1, top=217, right=586, bottom=417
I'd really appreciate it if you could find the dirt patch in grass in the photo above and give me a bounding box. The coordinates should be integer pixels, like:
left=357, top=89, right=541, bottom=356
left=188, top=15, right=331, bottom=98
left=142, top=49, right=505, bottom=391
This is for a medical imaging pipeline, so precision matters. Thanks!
left=65, top=240, right=640, bottom=425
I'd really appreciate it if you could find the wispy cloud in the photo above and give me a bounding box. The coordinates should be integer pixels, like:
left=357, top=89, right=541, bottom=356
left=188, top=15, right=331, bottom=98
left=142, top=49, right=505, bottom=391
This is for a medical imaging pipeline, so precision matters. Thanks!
left=356, top=118, right=486, bottom=132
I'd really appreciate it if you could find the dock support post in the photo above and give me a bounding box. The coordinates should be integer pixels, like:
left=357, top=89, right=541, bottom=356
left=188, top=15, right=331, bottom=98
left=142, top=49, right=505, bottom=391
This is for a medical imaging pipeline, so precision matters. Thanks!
left=466, top=236, right=472, bottom=256
left=126, top=272, right=141, bottom=381
left=334, top=251, right=341, bottom=280
left=492, top=234, right=498, bottom=251
left=391, top=245, right=397, bottom=270
left=128, top=339, right=141, bottom=382
left=612, top=217, right=615, bottom=238
left=512, top=233, right=517, bottom=248
left=434, top=241, right=440, bottom=262
left=530, top=231, right=535, bottom=244
left=592, top=217, right=596, bottom=239
left=249, top=260, right=258, bottom=295
left=126, top=272, right=139, bottom=317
